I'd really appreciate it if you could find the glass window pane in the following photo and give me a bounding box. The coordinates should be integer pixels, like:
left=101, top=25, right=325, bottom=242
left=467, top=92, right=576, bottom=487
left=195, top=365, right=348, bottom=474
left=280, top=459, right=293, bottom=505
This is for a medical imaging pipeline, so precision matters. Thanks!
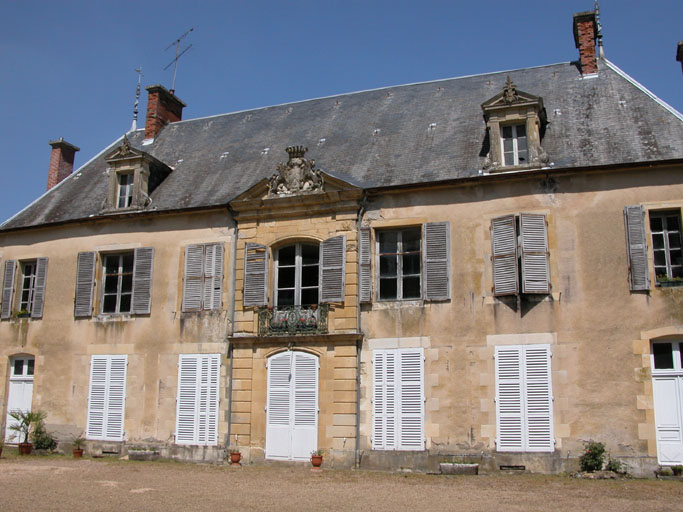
left=517, top=147, right=528, bottom=163
left=402, top=229, right=421, bottom=252
left=652, top=234, right=665, bottom=250
left=122, top=254, right=134, bottom=273
left=104, top=275, right=118, bottom=294
left=27, top=359, right=34, bottom=376
left=379, top=278, right=397, bottom=300
left=119, top=294, right=132, bottom=313
left=379, top=232, right=398, bottom=254
left=301, top=266, right=319, bottom=287
left=504, top=152, right=514, bottom=166
left=301, top=288, right=318, bottom=306
left=502, top=126, right=512, bottom=138
left=503, top=137, right=514, bottom=152
left=516, top=124, right=526, bottom=137
left=278, top=267, right=295, bottom=288
left=278, top=246, right=296, bottom=266
left=103, top=294, right=117, bottom=313
left=14, top=359, right=23, bottom=376
left=278, top=289, right=294, bottom=306
left=301, top=244, right=319, bottom=265
left=403, top=254, right=421, bottom=276
left=103, top=256, right=116, bottom=274
left=666, top=215, right=680, bottom=232
left=403, top=276, right=421, bottom=299
left=379, top=255, right=397, bottom=277
left=671, top=250, right=682, bottom=267
left=668, top=232, right=681, bottom=250
left=653, top=250, right=666, bottom=266
left=653, top=343, right=674, bottom=369
left=121, top=274, right=133, bottom=293
left=673, top=267, right=683, bottom=279
left=650, top=216, right=663, bottom=232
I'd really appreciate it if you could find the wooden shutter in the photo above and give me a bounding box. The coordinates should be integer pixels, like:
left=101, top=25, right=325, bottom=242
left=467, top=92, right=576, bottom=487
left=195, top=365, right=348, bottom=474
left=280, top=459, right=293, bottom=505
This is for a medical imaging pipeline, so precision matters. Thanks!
left=524, top=345, right=554, bottom=452
left=176, top=354, right=220, bottom=445
left=398, top=348, right=425, bottom=450
left=131, top=247, right=154, bottom=314
left=491, top=215, right=519, bottom=296
left=520, top=213, right=550, bottom=294
left=372, top=350, right=396, bottom=450
left=266, top=352, right=292, bottom=459
left=1, top=260, right=16, bottom=319
left=243, top=243, right=268, bottom=307
left=203, top=244, right=224, bottom=311
left=30, top=258, right=48, bottom=319
left=74, top=252, right=96, bottom=317
left=321, top=235, right=346, bottom=303
left=423, top=222, right=450, bottom=301
left=292, top=352, right=319, bottom=459
left=359, top=228, right=372, bottom=303
left=86, top=355, right=128, bottom=441
left=182, top=245, right=204, bottom=312
left=624, top=205, right=651, bottom=291
left=495, top=346, right=524, bottom=451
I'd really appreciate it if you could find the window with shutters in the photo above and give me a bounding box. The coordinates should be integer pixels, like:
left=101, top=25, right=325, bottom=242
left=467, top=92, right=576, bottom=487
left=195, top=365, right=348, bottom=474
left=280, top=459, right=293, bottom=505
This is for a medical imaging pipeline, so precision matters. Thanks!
left=275, top=243, right=319, bottom=306
left=175, top=354, right=220, bottom=445
left=102, top=253, right=134, bottom=314
left=495, top=344, right=554, bottom=452
left=1, top=258, right=48, bottom=319
left=490, top=213, right=550, bottom=296
left=372, top=348, right=425, bottom=451
left=650, top=210, right=682, bottom=285
left=182, top=243, right=224, bottom=312
left=86, top=355, right=128, bottom=441
left=378, top=228, right=421, bottom=300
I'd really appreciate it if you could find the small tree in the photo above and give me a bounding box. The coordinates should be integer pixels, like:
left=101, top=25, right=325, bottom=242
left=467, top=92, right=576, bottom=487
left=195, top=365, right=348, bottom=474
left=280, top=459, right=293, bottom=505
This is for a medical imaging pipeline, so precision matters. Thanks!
left=580, top=440, right=606, bottom=472
left=8, top=410, right=47, bottom=444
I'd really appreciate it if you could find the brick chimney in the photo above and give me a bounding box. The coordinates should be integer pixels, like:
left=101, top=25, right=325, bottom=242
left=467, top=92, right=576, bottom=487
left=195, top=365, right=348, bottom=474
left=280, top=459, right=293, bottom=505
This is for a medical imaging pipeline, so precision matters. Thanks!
left=573, top=11, right=599, bottom=76
left=144, top=85, right=186, bottom=140
left=47, top=138, right=80, bottom=190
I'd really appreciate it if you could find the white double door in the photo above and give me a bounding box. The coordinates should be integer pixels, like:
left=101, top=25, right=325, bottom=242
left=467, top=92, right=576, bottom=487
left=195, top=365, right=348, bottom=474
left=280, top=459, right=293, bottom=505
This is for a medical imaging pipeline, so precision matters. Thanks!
left=653, top=376, right=683, bottom=465
left=266, top=351, right=318, bottom=461
left=5, top=357, right=34, bottom=443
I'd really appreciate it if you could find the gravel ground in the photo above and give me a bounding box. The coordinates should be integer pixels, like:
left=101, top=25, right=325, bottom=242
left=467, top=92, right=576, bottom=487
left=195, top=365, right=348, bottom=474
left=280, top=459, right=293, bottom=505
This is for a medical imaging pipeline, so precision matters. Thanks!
left=1, top=454, right=682, bottom=511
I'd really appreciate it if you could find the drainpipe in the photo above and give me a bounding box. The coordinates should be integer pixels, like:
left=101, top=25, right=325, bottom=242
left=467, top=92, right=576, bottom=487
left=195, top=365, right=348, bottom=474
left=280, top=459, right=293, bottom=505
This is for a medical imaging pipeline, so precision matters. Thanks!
left=226, top=208, right=238, bottom=450
left=355, top=194, right=367, bottom=469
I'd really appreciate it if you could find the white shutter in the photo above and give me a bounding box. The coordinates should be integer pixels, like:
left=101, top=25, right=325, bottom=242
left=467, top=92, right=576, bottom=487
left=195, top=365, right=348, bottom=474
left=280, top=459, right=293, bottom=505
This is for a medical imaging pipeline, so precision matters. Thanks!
left=74, top=252, right=96, bottom=317
left=86, top=355, right=128, bottom=441
left=30, top=258, right=48, bottom=319
left=203, top=244, right=224, bottom=311
left=520, top=213, right=550, bottom=294
left=131, top=247, right=154, bottom=314
left=398, top=348, right=425, bottom=450
left=495, top=346, right=524, bottom=451
left=176, top=354, right=220, bottom=446
left=372, top=350, right=397, bottom=450
left=266, top=352, right=292, bottom=459
left=182, top=245, right=204, bottom=312
left=524, top=345, right=554, bottom=452
left=1, top=260, right=16, bottom=319
left=423, top=222, right=450, bottom=301
left=176, top=354, right=199, bottom=443
left=243, top=243, right=268, bottom=307
left=292, top=352, right=319, bottom=460
left=321, top=235, right=346, bottom=303
left=624, top=205, right=651, bottom=291
left=359, top=228, right=372, bottom=303
left=491, top=215, right=519, bottom=296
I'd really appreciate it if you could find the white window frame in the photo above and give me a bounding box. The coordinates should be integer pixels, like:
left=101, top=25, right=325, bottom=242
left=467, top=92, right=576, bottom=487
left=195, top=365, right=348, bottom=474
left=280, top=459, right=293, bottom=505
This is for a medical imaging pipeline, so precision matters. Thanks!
left=651, top=341, right=683, bottom=375
left=376, top=227, right=422, bottom=301
left=116, top=172, right=134, bottom=208
left=19, top=260, right=37, bottom=313
left=501, top=124, right=529, bottom=166
left=274, top=243, right=320, bottom=306
left=101, top=252, right=134, bottom=314
left=86, top=355, right=128, bottom=441
left=175, top=354, right=220, bottom=446
left=649, top=210, right=683, bottom=284
left=11, top=356, right=35, bottom=378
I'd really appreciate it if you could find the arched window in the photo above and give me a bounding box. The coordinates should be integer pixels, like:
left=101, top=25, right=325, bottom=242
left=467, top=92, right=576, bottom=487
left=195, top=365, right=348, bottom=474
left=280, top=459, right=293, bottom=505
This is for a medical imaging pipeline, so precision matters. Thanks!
left=275, top=243, right=319, bottom=306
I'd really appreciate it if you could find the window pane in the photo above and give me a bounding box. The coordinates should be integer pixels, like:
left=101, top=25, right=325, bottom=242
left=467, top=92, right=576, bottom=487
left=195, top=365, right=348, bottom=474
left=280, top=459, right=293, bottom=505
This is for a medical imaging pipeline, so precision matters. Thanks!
left=122, top=254, right=134, bottom=273
left=673, top=267, right=683, bottom=279
left=515, top=124, right=526, bottom=137
left=653, top=343, right=674, bottom=369
left=14, top=359, right=24, bottom=376
left=652, top=233, right=665, bottom=250
left=403, top=276, right=421, bottom=299
left=502, top=126, right=512, bottom=139
left=671, top=249, right=682, bottom=266
left=119, top=294, right=132, bottom=313
left=104, top=275, right=118, bottom=294
left=379, top=278, right=397, bottom=300
left=653, top=250, right=666, bottom=266
left=517, top=147, right=528, bottom=164
left=301, top=244, right=319, bottom=265
left=278, top=267, right=295, bottom=288
left=667, top=215, right=680, bottom=232
left=301, top=288, right=318, bottom=306
left=301, top=266, right=319, bottom=287
left=504, top=152, right=514, bottom=166
left=103, top=256, right=117, bottom=273
left=503, top=137, right=514, bottom=152
left=403, top=254, right=421, bottom=276
left=379, top=255, right=397, bottom=277
left=402, top=229, right=421, bottom=252
left=278, top=246, right=296, bottom=266
left=669, top=232, right=681, bottom=250
left=121, top=274, right=133, bottom=293
left=103, top=294, right=117, bottom=313
left=379, top=232, right=398, bottom=254
left=26, top=359, right=34, bottom=376
left=650, top=216, right=663, bottom=232
left=278, top=289, right=295, bottom=306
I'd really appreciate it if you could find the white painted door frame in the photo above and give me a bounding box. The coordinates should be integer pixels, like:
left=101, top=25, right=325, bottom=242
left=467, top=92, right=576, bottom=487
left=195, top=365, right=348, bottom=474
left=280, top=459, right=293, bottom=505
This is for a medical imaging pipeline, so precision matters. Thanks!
left=5, top=356, right=35, bottom=443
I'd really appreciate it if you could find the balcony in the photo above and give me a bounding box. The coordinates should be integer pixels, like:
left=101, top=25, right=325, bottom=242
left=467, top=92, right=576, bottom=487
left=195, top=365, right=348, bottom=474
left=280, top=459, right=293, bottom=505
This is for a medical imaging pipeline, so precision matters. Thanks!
left=257, top=304, right=329, bottom=336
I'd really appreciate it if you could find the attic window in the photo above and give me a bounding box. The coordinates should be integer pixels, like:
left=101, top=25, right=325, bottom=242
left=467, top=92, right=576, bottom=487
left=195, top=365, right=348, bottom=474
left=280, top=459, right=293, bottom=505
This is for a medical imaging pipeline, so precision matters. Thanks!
left=501, top=125, right=528, bottom=166
left=117, top=173, right=134, bottom=208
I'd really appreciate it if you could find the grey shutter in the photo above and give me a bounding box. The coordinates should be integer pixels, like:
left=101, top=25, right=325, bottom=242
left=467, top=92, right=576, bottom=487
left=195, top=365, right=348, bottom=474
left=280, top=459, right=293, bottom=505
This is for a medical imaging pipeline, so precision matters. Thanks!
left=75, top=252, right=96, bottom=317
left=203, top=243, right=224, bottom=311
left=423, top=222, right=450, bottom=301
left=359, top=228, right=372, bottom=303
left=131, top=247, right=154, bottom=314
left=31, top=257, right=48, bottom=319
left=182, top=245, right=204, bottom=312
left=1, top=260, right=16, bottom=319
left=491, top=215, right=519, bottom=296
left=624, top=205, right=651, bottom=291
left=321, top=235, right=346, bottom=303
left=520, top=213, right=550, bottom=294
left=243, top=243, right=268, bottom=307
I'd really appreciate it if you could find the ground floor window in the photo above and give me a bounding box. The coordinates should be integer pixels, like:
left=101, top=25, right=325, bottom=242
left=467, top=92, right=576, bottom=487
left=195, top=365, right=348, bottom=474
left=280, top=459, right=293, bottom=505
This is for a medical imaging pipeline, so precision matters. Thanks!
left=495, top=344, right=554, bottom=452
left=372, top=348, right=424, bottom=451
left=86, top=355, right=128, bottom=441
left=651, top=340, right=683, bottom=465
left=175, top=354, right=220, bottom=445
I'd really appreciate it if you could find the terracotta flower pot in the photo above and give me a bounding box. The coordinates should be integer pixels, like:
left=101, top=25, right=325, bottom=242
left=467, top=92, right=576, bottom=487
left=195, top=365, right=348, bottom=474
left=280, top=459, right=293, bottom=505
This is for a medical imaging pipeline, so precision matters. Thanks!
left=311, top=454, right=323, bottom=470
left=73, top=449, right=84, bottom=458
left=230, top=452, right=242, bottom=466
left=18, top=442, right=33, bottom=455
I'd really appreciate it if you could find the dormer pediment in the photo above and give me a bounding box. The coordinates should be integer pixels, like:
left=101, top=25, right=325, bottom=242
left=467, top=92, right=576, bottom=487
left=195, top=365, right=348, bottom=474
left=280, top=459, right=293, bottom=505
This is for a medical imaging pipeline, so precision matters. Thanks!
left=481, top=76, right=545, bottom=121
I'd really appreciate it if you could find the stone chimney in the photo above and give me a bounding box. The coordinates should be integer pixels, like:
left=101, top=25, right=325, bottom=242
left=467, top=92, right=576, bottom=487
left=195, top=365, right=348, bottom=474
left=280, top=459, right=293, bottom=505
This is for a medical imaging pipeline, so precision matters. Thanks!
left=573, top=11, right=599, bottom=76
left=47, top=138, right=80, bottom=190
left=144, top=85, right=186, bottom=140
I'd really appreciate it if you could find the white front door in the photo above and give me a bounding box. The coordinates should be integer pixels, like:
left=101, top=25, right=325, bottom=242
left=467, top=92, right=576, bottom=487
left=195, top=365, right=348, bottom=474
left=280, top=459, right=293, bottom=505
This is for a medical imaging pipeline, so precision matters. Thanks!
left=651, top=341, right=683, bottom=465
left=5, top=357, right=35, bottom=443
left=265, top=351, right=318, bottom=461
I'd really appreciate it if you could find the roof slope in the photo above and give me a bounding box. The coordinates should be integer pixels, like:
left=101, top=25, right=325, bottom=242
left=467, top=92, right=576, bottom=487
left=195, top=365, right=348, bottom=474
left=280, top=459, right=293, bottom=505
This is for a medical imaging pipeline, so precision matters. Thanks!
left=4, top=59, right=683, bottom=231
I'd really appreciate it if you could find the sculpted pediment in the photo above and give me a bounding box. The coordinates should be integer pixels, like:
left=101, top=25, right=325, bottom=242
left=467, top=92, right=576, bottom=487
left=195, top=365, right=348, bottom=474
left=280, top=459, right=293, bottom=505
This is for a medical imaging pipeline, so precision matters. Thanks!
left=481, top=76, right=544, bottom=114
left=105, top=134, right=148, bottom=162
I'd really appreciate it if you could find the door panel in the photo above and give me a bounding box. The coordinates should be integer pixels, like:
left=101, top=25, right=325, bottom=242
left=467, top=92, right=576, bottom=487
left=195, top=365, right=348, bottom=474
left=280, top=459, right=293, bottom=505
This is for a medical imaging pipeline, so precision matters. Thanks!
left=5, top=378, right=34, bottom=443
left=653, top=376, right=683, bottom=464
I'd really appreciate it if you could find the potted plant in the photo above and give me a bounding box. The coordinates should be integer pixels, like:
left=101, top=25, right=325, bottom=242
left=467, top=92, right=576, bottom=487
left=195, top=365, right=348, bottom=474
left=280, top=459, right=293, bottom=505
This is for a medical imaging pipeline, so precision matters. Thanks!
left=656, top=275, right=683, bottom=287
left=310, top=449, right=324, bottom=471
left=72, top=435, right=86, bottom=458
left=14, top=309, right=30, bottom=319
left=228, top=446, right=242, bottom=466
left=8, top=409, right=47, bottom=455
left=672, top=465, right=683, bottom=476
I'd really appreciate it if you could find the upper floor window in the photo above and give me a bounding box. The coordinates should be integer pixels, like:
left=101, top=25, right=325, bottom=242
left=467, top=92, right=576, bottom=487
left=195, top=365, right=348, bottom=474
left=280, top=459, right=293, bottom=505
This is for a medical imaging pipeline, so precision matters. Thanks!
left=650, top=210, right=682, bottom=284
left=117, top=173, right=134, bottom=209
left=276, top=244, right=319, bottom=306
left=1, top=258, right=48, bottom=320
left=181, top=243, right=224, bottom=312
left=102, top=253, right=134, bottom=314
left=378, top=228, right=421, bottom=300
left=19, top=261, right=37, bottom=313
left=501, top=124, right=528, bottom=166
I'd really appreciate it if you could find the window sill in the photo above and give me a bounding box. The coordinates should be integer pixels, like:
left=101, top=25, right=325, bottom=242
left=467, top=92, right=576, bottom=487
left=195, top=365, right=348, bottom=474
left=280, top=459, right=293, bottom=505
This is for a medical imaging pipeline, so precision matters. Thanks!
left=93, top=314, right=135, bottom=323
left=372, top=299, right=424, bottom=309
left=656, top=281, right=683, bottom=288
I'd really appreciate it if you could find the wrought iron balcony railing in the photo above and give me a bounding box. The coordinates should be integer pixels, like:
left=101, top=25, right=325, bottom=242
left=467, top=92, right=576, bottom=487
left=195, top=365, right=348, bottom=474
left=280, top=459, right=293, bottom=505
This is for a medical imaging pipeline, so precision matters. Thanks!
left=257, top=304, right=329, bottom=336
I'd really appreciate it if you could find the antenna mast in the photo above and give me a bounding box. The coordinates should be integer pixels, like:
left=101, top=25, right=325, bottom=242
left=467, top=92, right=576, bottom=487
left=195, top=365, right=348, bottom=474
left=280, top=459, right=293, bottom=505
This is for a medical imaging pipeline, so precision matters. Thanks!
left=164, top=28, right=194, bottom=94
left=131, top=66, right=143, bottom=132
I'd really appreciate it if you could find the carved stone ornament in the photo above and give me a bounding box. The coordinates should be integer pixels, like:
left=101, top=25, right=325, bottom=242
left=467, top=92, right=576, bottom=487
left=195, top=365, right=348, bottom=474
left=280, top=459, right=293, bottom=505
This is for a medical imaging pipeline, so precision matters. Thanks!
left=502, top=76, right=519, bottom=104
left=268, top=146, right=324, bottom=196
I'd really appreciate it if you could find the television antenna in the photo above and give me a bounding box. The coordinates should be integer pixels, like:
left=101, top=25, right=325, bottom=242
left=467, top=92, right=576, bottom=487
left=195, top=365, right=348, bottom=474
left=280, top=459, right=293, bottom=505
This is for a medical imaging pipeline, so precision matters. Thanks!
left=164, top=28, right=193, bottom=94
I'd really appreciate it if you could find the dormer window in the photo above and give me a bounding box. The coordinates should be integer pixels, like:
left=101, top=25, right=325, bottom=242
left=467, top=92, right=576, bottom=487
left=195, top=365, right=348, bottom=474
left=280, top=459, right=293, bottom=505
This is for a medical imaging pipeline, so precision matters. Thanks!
left=117, top=173, right=134, bottom=208
left=502, top=124, right=528, bottom=166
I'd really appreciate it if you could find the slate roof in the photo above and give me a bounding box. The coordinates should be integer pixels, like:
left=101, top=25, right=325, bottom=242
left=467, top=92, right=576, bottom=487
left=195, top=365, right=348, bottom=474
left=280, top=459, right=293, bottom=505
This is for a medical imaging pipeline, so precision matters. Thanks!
left=3, top=59, right=683, bottom=231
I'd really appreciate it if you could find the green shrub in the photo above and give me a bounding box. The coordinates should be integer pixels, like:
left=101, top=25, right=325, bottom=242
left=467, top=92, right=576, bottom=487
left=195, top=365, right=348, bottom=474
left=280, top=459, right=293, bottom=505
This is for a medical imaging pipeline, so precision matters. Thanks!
left=606, top=456, right=623, bottom=474
left=579, top=440, right=606, bottom=472
left=31, top=421, right=57, bottom=451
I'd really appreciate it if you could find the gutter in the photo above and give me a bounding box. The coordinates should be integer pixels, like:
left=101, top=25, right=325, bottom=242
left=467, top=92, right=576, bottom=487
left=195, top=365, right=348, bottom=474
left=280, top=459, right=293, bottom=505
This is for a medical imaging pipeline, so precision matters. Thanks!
left=355, top=193, right=367, bottom=469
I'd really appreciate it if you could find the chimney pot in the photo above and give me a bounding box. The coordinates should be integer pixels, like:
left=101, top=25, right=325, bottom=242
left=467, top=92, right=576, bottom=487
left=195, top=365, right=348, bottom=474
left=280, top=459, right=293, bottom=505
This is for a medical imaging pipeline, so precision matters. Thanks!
left=144, top=84, right=186, bottom=141
left=573, top=11, right=599, bottom=76
left=47, top=138, right=80, bottom=190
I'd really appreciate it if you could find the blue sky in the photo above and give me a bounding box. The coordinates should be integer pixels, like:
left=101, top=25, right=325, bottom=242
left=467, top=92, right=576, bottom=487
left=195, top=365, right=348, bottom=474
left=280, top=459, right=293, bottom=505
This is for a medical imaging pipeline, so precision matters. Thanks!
left=1, top=0, right=681, bottom=224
